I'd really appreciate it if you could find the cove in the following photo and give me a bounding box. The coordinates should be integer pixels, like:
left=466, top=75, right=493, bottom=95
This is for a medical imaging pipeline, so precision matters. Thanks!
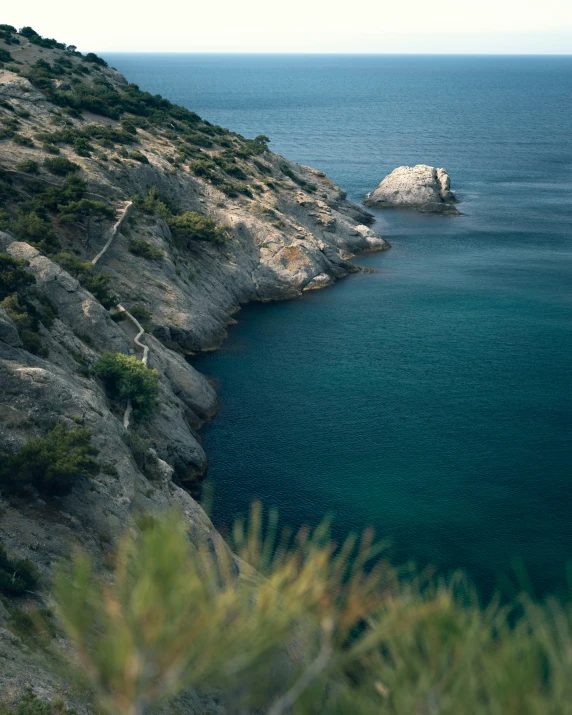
left=194, top=205, right=572, bottom=598
left=104, top=53, right=572, bottom=597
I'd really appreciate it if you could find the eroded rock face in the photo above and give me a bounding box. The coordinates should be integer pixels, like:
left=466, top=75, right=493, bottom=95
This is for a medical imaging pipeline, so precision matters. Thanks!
left=0, top=33, right=391, bottom=709
left=364, top=164, right=459, bottom=214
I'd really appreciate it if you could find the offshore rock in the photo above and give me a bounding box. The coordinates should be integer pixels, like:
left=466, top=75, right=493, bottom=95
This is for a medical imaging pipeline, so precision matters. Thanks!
left=364, top=164, right=459, bottom=214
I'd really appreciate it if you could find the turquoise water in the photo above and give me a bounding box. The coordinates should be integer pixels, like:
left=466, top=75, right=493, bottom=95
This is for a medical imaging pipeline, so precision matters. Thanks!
left=105, top=54, right=572, bottom=597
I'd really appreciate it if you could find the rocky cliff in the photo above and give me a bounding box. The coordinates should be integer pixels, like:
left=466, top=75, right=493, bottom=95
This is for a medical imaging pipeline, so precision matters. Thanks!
left=0, top=26, right=388, bottom=710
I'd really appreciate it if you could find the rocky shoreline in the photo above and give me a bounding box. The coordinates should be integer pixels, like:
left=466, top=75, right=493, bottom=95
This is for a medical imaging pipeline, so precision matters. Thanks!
left=0, top=29, right=390, bottom=709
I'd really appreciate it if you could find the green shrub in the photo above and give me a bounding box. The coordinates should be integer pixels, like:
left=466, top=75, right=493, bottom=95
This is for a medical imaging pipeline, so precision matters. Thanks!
left=190, top=159, right=216, bottom=178
left=0, top=543, right=38, bottom=597
left=12, top=211, right=60, bottom=253
left=129, top=304, right=152, bottom=331
left=37, top=124, right=136, bottom=149
left=0, top=253, right=35, bottom=300
left=167, top=211, right=228, bottom=248
left=94, top=352, right=159, bottom=420
left=0, top=424, right=99, bottom=497
left=281, top=164, right=308, bottom=187
left=213, top=156, right=247, bottom=180
left=132, top=188, right=173, bottom=220
left=0, top=687, right=73, bottom=715
left=1, top=294, right=48, bottom=356
left=12, top=134, right=34, bottom=147
left=253, top=159, right=272, bottom=175
left=51, top=503, right=572, bottom=715
left=123, top=432, right=160, bottom=480
left=0, top=48, right=13, bottom=63
left=43, top=157, right=80, bottom=176
left=129, top=151, right=149, bottom=164
left=56, top=199, right=114, bottom=232
left=26, top=174, right=87, bottom=217
left=127, top=238, right=162, bottom=261
left=83, top=52, right=107, bottom=67
left=42, top=142, right=60, bottom=155
left=16, top=159, right=39, bottom=174
left=19, top=27, right=66, bottom=51
left=72, top=136, right=93, bottom=156
left=53, top=253, right=117, bottom=309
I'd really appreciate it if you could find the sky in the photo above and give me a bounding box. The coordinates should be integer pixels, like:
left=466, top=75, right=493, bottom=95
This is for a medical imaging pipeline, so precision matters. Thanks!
left=4, top=0, right=572, bottom=53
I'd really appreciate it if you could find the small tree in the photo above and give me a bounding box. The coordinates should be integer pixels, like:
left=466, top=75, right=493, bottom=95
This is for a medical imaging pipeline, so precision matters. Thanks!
left=1, top=293, right=47, bottom=356
left=43, top=157, right=81, bottom=177
left=53, top=252, right=118, bottom=308
left=57, top=199, right=114, bottom=248
left=167, top=211, right=228, bottom=248
left=0, top=424, right=99, bottom=497
left=0, top=253, right=35, bottom=300
left=12, top=211, right=60, bottom=253
left=0, top=543, right=38, bottom=597
left=94, top=352, right=159, bottom=420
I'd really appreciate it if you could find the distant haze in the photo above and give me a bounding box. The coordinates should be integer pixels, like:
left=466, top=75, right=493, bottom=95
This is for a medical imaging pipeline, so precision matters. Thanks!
left=5, top=0, right=572, bottom=53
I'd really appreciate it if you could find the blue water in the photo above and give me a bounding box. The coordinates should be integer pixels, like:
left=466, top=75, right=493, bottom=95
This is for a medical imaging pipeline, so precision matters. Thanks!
left=105, top=54, right=572, bottom=597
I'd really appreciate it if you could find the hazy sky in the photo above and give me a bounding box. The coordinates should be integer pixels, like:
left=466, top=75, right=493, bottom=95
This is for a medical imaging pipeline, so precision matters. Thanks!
left=5, top=0, right=572, bottom=53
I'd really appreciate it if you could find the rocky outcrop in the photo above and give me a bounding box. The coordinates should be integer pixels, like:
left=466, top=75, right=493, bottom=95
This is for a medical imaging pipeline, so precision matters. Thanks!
left=0, top=29, right=392, bottom=711
left=364, top=164, right=459, bottom=214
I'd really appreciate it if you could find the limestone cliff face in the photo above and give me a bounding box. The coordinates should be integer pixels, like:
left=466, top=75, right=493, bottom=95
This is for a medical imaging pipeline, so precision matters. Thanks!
left=0, top=30, right=389, bottom=708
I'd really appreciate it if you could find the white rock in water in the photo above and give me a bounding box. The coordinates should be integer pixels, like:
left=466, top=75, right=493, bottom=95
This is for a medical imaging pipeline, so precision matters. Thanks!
left=364, top=164, right=459, bottom=214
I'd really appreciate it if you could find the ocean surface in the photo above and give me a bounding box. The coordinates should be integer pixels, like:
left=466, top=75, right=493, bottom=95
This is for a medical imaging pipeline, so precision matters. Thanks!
left=104, top=54, right=572, bottom=598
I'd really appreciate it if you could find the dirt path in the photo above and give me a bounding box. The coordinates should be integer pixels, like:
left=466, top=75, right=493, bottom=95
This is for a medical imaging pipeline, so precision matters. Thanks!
left=89, top=200, right=147, bottom=429
left=91, top=200, right=132, bottom=265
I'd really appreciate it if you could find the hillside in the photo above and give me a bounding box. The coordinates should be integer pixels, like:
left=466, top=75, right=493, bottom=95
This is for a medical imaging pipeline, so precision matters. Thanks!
left=0, top=24, right=389, bottom=710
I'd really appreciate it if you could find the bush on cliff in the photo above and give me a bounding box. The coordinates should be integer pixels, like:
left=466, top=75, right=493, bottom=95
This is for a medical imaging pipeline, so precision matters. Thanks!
left=43, top=157, right=80, bottom=177
left=0, top=425, right=99, bottom=497
left=167, top=211, right=229, bottom=248
left=132, top=187, right=173, bottom=221
left=12, top=211, right=60, bottom=254
left=52, top=253, right=118, bottom=309
left=0, top=544, right=38, bottom=597
left=0, top=254, right=35, bottom=300
left=127, top=238, right=163, bottom=261
left=0, top=688, right=74, bottom=715
left=94, top=352, right=159, bottom=420
left=1, top=294, right=48, bottom=357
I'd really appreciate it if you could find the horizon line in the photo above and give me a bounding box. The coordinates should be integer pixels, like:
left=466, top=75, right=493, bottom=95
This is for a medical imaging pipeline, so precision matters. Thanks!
left=98, top=51, right=572, bottom=56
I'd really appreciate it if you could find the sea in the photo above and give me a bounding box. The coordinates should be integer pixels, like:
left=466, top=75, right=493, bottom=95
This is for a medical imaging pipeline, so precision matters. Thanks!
left=103, top=53, right=572, bottom=599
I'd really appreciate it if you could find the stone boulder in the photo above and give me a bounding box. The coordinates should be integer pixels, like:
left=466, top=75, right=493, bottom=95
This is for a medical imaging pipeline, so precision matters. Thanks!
left=364, top=164, right=459, bottom=214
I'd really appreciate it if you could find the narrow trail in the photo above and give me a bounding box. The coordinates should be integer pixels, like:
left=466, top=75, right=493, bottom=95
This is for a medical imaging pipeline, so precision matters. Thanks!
left=91, top=200, right=133, bottom=266
left=89, top=200, right=147, bottom=429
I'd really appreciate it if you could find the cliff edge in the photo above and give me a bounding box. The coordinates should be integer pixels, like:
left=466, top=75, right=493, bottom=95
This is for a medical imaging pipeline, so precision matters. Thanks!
left=0, top=25, right=388, bottom=710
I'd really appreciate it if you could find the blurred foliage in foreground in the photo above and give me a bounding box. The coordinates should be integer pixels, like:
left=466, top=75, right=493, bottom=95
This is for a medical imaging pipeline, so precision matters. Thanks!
left=52, top=503, right=572, bottom=715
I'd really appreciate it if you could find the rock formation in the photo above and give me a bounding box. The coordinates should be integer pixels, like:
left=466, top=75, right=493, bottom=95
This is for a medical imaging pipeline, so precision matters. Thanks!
left=364, top=164, right=459, bottom=214
left=0, top=26, right=390, bottom=710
